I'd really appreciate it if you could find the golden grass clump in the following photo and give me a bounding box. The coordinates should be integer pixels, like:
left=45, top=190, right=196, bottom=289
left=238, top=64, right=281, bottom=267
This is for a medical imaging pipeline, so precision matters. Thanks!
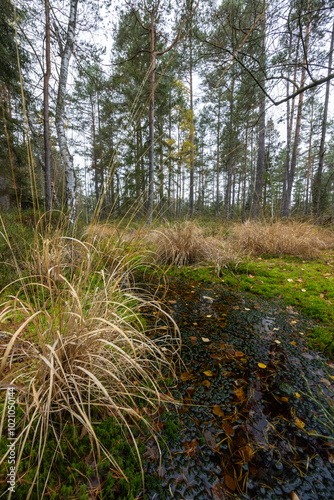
left=0, top=231, right=180, bottom=498
left=149, top=221, right=219, bottom=266
left=230, top=220, right=334, bottom=257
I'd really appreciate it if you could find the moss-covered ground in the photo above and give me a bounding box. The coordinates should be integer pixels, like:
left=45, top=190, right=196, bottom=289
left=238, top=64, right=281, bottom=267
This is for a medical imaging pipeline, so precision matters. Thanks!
left=163, top=250, right=334, bottom=354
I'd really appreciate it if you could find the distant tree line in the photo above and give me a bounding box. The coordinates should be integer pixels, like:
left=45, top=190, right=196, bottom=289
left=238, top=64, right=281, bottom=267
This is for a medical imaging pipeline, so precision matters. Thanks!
left=1, top=0, right=334, bottom=222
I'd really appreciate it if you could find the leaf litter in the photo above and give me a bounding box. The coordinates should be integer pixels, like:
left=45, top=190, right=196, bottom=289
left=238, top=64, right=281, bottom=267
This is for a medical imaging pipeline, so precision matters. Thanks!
left=140, top=277, right=334, bottom=500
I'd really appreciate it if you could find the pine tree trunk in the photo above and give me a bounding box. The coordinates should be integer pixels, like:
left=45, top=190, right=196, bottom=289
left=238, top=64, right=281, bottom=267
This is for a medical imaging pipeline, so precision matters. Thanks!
left=44, top=0, right=52, bottom=213
left=242, top=122, right=249, bottom=222
left=147, top=11, right=156, bottom=225
left=216, top=91, right=221, bottom=217
left=189, top=26, right=194, bottom=217
left=285, top=19, right=310, bottom=217
left=314, top=20, right=334, bottom=217
left=305, top=99, right=314, bottom=215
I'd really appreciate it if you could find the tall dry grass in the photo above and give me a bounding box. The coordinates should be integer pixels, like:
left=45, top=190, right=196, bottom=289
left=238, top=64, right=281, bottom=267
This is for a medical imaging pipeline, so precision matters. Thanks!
left=149, top=221, right=219, bottom=266
left=229, top=220, right=334, bottom=258
left=0, top=219, right=180, bottom=498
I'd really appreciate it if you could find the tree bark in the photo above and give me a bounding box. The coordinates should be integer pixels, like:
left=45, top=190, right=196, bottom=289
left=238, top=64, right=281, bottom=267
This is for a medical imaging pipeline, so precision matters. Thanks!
left=55, top=0, right=78, bottom=220
left=251, top=9, right=266, bottom=219
left=44, top=0, right=52, bottom=213
left=189, top=23, right=195, bottom=217
left=285, top=17, right=310, bottom=217
left=216, top=91, right=221, bottom=217
left=314, top=19, right=334, bottom=217
left=147, top=9, right=156, bottom=225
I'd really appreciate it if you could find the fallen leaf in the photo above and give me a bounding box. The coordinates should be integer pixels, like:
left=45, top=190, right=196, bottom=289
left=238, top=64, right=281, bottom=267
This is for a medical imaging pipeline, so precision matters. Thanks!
left=281, top=396, right=289, bottom=402
left=222, top=422, right=235, bottom=435
left=202, top=337, right=211, bottom=343
left=287, top=279, right=293, bottom=282
left=295, top=392, right=301, bottom=398
left=181, top=372, right=195, bottom=382
left=190, top=336, right=198, bottom=342
left=319, top=294, right=324, bottom=299
left=225, top=474, right=236, bottom=491
left=273, top=327, right=279, bottom=331
left=258, top=363, right=267, bottom=369
left=245, top=307, right=250, bottom=311
left=235, top=387, right=246, bottom=400
left=320, top=378, right=331, bottom=386
left=248, top=275, right=255, bottom=279
left=294, top=417, right=305, bottom=429
left=203, top=370, right=214, bottom=377
left=274, top=340, right=281, bottom=344
left=213, top=404, right=224, bottom=417
left=206, top=315, right=212, bottom=318
left=235, top=351, right=245, bottom=357
left=291, top=341, right=297, bottom=346
left=193, top=322, right=198, bottom=325
left=301, top=353, right=314, bottom=360
left=204, top=430, right=217, bottom=449
left=301, top=289, right=306, bottom=292
left=202, top=380, right=211, bottom=388
left=330, top=376, right=334, bottom=381
left=168, top=300, right=177, bottom=304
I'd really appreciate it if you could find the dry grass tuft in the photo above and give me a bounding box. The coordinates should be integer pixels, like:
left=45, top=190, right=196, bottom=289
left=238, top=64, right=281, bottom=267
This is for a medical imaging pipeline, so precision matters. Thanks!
left=149, top=221, right=218, bottom=266
left=230, top=220, right=334, bottom=257
left=0, top=231, right=180, bottom=498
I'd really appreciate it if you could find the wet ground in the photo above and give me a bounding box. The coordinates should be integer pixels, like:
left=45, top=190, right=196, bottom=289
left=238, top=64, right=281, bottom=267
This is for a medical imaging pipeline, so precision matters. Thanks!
left=139, top=278, right=334, bottom=500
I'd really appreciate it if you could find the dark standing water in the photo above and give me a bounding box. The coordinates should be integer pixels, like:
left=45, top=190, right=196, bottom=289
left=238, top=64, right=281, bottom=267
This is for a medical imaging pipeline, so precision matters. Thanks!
left=140, top=277, right=334, bottom=500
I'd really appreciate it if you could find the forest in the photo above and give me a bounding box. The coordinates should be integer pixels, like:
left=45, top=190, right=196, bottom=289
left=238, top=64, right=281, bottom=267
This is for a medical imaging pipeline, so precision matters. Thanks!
left=1, top=0, right=334, bottom=499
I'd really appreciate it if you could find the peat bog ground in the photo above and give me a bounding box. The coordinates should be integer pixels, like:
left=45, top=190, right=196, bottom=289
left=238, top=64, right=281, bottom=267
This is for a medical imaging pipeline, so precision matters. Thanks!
left=139, top=276, right=334, bottom=500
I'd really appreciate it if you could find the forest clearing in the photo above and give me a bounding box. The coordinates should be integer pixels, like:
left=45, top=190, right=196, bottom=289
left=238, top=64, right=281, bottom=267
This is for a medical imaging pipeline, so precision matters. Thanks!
left=1, top=0, right=334, bottom=498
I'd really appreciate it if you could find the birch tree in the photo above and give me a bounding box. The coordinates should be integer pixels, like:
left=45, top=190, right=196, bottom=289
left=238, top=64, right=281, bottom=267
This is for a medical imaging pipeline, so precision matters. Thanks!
left=55, top=0, right=79, bottom=219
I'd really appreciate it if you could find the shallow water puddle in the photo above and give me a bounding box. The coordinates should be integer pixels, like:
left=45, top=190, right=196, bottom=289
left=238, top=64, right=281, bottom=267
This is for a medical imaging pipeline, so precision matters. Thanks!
left=140, top=278, right=334, bottom=500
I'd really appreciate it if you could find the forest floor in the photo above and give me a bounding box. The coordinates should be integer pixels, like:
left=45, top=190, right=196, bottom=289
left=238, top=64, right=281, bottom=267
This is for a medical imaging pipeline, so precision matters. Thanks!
left=137, top=269, right=334, bottom=500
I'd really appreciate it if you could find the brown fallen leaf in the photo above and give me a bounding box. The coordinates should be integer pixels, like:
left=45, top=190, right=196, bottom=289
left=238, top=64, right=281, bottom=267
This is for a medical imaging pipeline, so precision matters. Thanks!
left=213, top=404, right=225, bottom=417
left=225, top=474, right=236, bottom=491
left=320, top=378, right=332, bottom=387
left=222, top=422, right=235, bottom=435
left=202, top=380, right=211, bottom=388
left=203, top=370, right=214, bottom=377
left=235, top=387, right=246, bottom=400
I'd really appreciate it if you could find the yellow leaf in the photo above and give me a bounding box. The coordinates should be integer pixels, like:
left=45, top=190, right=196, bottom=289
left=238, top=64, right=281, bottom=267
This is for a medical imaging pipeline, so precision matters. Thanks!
left=206, top=315, right=212, bottom=318
left=213, top=404, right=224, bottom=417
left=193, top=322, right=197, bottom=325
left=274, top=340, right=281, bottom=344
left=202, top=337, right=211, bottom=343
left=258, top=363, right=267, bottom=369
left=295, top=392, right=301, bottom=398
left=202, top=380, right=211, bottom=388
left=203, top=370, right=214, bottom=377
left=294, top=417, right=305, bottom=429
left=291, top=341, right=297, bottom=346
